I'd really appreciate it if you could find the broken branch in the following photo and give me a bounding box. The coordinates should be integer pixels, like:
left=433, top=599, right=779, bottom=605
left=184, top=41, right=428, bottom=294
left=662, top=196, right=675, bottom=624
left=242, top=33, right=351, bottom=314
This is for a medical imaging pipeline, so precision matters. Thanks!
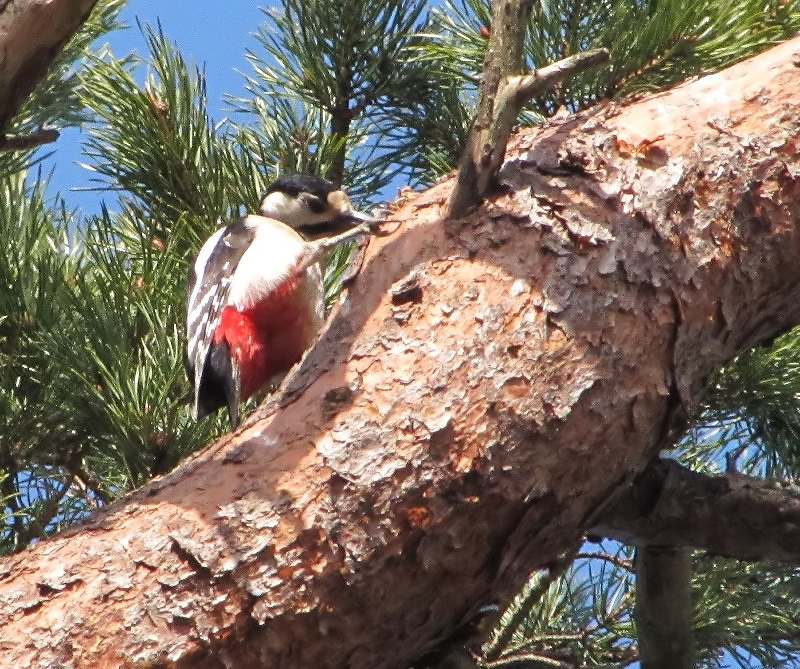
left=446, top=47, right=610, bottom=218
left=0, top=128, right=60, bottom=151
left=590, top=458, right=800, bottom=564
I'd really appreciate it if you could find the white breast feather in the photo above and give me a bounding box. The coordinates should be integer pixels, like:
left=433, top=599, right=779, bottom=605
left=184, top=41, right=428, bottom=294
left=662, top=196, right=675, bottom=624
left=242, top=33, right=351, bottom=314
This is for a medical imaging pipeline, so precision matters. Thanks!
left=228, top=216, right=312, bottom=310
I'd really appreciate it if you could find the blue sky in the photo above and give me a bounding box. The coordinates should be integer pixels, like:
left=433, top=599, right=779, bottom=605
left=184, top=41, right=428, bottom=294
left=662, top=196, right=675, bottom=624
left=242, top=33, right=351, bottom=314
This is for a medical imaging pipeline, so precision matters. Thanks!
left=113, top=1, right=264, bottom=104
left=49, top=1, right=268, bottom=214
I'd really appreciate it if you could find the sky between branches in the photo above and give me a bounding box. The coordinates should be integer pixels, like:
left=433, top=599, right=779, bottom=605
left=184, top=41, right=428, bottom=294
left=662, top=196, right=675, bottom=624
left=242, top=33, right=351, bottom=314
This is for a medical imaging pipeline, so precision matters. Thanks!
left=48, top=1, right=264, bottom=215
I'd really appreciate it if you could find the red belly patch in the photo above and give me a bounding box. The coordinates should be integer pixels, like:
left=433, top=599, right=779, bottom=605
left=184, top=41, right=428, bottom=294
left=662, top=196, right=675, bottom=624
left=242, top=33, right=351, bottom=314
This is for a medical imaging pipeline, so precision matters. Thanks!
left=212, top=278, right=316, bottom=399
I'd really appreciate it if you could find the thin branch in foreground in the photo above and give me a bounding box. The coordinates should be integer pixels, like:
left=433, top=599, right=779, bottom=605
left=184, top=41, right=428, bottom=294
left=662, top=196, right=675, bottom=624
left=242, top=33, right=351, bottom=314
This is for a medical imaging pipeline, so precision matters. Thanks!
left=484, top=651, right=572, bottom=668
left=575, top=552, right=635, bottom=573
left=0, top=129, right=60, bottom=151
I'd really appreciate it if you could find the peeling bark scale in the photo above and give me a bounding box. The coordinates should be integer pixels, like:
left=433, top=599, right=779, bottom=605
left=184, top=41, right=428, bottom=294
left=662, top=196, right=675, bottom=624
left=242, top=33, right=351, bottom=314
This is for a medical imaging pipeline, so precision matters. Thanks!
left=2, top=35, right=800, bottom=669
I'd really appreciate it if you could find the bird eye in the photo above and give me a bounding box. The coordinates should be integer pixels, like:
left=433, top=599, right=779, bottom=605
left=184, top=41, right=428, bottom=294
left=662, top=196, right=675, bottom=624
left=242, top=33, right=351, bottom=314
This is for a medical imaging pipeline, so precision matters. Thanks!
left=298, top=192, right=327, bottom=214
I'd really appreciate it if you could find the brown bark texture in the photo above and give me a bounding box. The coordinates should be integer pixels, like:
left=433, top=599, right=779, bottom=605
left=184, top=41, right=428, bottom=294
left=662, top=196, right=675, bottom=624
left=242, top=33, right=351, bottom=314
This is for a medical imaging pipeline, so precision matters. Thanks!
left=0, top=0, right=97, bottom=136
left=592, top=458, right=800, bottom=563
left=3, top=36, right=800, bottom=669
left=634, top=546, right=694, bottom=669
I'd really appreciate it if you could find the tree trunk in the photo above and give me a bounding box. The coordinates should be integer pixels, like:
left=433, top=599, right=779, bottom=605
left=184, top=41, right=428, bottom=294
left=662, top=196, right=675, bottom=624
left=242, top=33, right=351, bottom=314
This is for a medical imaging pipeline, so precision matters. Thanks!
left=2, top=36, right=800, bottom=669
left=0, top=0, right=98, bottom=138
left=635, top=546, right=694, bottom=669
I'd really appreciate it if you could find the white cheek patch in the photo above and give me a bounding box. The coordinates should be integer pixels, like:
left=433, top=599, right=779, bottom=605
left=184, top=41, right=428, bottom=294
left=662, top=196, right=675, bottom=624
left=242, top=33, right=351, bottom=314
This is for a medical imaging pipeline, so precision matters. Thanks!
left=260, top=190, right=355, bottom=230
left=259, top=192, right=309, bottom=227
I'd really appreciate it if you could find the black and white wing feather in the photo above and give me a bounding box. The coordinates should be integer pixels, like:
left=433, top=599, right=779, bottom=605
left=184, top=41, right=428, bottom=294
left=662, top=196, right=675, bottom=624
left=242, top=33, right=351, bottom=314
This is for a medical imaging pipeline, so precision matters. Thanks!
left=186, top=217, right=255, bottom=419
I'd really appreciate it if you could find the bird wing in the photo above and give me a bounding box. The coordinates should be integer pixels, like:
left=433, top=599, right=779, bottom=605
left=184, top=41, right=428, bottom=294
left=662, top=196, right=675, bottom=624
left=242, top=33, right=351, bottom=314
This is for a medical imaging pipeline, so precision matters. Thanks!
left=186, top=216, right=255, bottom=419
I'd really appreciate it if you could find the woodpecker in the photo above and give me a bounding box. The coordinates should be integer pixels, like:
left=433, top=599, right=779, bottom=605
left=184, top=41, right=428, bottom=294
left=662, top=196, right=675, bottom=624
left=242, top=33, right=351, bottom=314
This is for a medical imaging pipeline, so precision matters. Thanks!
left=186, top=174, right=377, bottom=429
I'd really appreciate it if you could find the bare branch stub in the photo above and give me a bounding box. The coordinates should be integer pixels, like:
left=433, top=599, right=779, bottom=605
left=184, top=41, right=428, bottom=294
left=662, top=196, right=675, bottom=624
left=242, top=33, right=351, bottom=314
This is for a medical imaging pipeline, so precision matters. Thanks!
left=0, top=128, right=60, bottom=151
left=446, top=0, right=533, bottom=220
left=445, top=0, right=610, bottom=219
left=590, top=458, right=800, bottom=564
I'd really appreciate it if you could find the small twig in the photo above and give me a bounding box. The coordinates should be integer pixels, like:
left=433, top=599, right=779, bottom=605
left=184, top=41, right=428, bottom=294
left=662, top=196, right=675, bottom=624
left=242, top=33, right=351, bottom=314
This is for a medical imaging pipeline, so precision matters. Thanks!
left=72, top=459, right=114, bottom=506
left=484, top=651, right=572, bottom=668
left=70, top=472, right=104, bottom=509
left=725, top=440, right=749, bottom=472
left=0, top=128, right=60, bottom=152
left=0, top=471, right=26, bottom=546
left=501, top=632, right=582, bottom=658
left=13, top=473, right=73, bottom=548
left=575, top=551, right=635, bottom=572
left=503, top=49, right=610, bottom=107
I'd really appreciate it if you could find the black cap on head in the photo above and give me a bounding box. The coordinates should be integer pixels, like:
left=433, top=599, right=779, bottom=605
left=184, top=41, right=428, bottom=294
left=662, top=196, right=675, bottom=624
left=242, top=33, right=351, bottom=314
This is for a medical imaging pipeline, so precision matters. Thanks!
left=265, top=174, right=337, bottom=199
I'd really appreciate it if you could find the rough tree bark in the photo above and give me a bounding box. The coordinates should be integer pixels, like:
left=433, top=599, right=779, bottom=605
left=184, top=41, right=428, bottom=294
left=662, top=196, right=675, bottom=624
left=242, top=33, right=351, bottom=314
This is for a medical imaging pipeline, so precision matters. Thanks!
left=2, top=35, right=800, bottom=669
left=0, top=0, right=98, bottom=148
left=591, top=457, right=800, bottom=563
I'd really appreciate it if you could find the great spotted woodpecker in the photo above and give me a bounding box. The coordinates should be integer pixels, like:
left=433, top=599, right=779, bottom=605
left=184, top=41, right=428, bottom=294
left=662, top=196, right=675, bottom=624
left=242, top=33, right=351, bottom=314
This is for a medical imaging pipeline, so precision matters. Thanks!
left=186, top=174, right=377, bottom=429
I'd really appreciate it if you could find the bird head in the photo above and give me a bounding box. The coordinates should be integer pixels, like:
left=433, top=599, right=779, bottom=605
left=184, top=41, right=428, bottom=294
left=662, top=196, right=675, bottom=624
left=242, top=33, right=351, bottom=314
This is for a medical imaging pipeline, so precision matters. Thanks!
left=259, top=174, right=377, bottom=240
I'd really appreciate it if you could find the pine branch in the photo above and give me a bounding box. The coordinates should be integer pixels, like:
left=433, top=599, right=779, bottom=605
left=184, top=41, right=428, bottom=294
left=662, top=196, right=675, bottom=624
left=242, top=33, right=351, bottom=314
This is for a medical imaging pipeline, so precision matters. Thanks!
left=0, top=468, right=25, bottom=550
left=483, top=548, right=578, bottom=663
left=634, top=547, right=694, bottom=669
left=11, top=474, right=73, bottom=547
left=591, top=458, right=800, bottom=563
left=0, top=129, right=59, bottom=152
left=245, top=0, right=430, bottom=191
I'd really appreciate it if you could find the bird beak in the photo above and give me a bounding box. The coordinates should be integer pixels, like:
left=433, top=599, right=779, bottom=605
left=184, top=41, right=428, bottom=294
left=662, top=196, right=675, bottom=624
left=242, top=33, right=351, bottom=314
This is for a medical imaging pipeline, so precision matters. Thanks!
left=339, top=208, right=381, bottom=226
left=294, top=205, right=386, bottom=241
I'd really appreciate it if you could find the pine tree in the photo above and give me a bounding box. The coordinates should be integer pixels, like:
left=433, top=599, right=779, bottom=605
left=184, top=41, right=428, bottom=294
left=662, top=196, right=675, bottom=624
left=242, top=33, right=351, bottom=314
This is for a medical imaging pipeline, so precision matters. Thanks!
left=1, top=0, right=799, bottom=666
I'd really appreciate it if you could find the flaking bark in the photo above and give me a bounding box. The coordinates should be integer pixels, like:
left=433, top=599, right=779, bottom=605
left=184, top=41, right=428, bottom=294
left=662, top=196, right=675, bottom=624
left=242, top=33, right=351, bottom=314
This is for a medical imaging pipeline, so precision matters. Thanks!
left=2, top=35, right=800, bottom=669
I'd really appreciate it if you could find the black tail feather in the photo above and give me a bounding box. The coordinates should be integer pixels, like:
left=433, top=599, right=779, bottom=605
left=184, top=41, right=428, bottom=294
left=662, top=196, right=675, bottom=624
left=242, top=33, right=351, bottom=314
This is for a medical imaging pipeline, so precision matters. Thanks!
left=195, top=341, right=241, bottom=430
